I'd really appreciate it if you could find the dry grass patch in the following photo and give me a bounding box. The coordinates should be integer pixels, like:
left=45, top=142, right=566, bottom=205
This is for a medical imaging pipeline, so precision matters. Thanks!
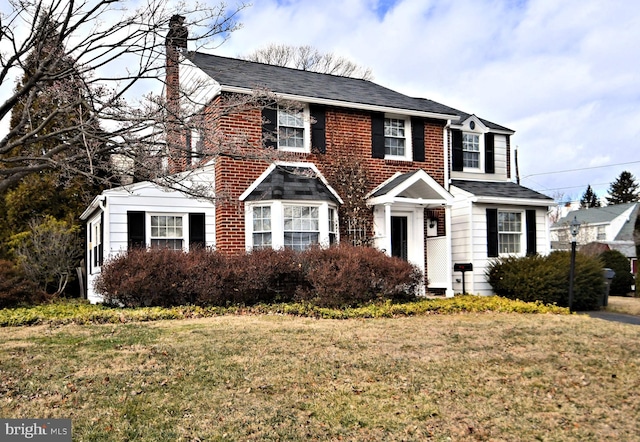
left=1, top=313, right=638, bottom=441
left=606, top=296, right=640, bottom=316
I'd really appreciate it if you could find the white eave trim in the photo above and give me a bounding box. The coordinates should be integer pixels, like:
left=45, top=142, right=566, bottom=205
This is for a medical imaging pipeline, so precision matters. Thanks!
left=367, top=196, right=450, bottom=207
left=220, top=85, right=460, bottom=122
left=474, top=196, right=555, bottom=207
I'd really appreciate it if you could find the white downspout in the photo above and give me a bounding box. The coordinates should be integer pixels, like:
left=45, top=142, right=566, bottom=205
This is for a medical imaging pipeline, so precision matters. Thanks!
left=444, top=120, right=451, bottom=190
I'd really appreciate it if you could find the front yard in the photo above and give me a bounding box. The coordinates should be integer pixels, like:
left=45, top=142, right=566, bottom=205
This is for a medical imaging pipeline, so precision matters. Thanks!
left=1, top=310, right=639, bottom=440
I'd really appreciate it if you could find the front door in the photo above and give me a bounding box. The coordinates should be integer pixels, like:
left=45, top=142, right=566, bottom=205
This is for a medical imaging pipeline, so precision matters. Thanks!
left=391, top=216, right=408, bottom=261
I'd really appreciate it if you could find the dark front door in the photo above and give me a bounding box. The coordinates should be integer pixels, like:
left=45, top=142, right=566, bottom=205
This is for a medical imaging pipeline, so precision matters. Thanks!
left=391, top=216, right=408, bottom=261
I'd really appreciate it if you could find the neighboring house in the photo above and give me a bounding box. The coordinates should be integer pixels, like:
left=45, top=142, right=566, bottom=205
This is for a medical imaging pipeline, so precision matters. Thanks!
left=550, top=202, right=639, bottom=274
left=80, top=17, right=554, bottom=303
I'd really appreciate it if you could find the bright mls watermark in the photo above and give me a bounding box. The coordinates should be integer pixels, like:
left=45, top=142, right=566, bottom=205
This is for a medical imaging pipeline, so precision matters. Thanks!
left=0, top=419, right=71, bottom=441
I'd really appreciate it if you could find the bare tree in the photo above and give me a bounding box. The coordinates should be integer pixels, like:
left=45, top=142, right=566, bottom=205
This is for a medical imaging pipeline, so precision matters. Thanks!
left=0, top=0, right=248, bottom=194
left=241, top=44, right=373, bottom=80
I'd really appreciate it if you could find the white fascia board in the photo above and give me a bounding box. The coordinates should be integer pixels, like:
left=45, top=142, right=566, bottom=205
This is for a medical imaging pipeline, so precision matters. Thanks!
left=474, top=196, right=555, bottom=207
left=367, top=196, right=449, bottom=207
left=80, top=195, right=105, bottom=220
left=220, top=85, right=460, bottom=122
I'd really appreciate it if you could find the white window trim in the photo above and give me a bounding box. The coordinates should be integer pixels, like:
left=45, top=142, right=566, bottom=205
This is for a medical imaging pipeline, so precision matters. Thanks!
left=89, top=217, right=102, bottom=274
left=462, top=132, right=482, bottom=171
left=245, top=201, right=338, bottom=251
left=498, top=210, right=525, bottom=257
left=278, top=105, right=311, bottom=153
left=147, top=213, right=188, bottom=251
left=384, top=114, right=412, bottom=161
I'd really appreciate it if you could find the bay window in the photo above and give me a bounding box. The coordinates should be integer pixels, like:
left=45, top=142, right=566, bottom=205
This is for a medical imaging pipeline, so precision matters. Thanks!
left=247, top=202, right=338, bottom=251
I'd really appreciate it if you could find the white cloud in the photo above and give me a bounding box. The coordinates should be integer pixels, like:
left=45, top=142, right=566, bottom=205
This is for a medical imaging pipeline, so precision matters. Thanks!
left=3, top=0, right=639, bottom=202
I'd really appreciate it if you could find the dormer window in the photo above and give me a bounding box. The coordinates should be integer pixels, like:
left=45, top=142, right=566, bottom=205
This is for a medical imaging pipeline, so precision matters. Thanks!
left=463, top=133, right=480, bottom=169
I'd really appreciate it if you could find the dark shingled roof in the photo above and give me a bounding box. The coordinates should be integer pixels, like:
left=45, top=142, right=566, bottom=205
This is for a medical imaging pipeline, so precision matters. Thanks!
left=371, top=171, right=418, bottom=197
left=243, top=166, right=340, bottom=203
left=451, top=180, right=553, bottom=201
left=188, top=52, right=462, bottom=118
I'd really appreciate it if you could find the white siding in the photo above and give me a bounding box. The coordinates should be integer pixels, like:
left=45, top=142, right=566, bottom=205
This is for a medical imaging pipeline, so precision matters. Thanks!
left=450, top=189, right=552, bottom=296
left=85, top=172, right=217, bottom=303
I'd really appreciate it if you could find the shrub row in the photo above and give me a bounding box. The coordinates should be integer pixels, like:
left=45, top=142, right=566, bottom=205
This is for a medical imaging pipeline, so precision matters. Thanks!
left=95, top=244, right=423, bottom=308
left=487, top=251, right=605, bottom=311
left=0, top=296, right=568, bottom=327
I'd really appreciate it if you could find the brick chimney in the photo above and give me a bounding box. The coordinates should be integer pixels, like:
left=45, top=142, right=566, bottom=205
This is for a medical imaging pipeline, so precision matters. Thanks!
left=165, top=15, right=188, bottom=173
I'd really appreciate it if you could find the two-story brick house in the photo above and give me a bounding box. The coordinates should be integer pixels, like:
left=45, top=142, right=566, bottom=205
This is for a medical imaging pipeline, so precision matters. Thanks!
left=81, top=18, right=553, bottom=303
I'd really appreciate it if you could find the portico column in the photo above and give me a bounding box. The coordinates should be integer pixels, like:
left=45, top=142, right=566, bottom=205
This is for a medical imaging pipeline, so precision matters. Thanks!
left=384, top=203, right=392, bottom=256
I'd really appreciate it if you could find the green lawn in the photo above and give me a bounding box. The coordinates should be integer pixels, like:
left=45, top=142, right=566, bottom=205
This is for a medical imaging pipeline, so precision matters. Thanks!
left=1, top=312, right=639, bottom=441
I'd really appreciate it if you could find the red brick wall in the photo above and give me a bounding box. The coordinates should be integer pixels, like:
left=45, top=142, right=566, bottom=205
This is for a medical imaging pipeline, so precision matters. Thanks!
left=201, top=102, right=448, bottom=254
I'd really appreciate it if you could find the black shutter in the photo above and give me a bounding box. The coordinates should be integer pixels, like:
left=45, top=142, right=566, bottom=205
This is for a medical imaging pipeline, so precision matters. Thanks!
left=452, top=129, right=463, bottom=171
left=485, top=133, right=495, bottom=174
left=127, top=211, right=146, bottom=250
left=99, top=212, right=104, bottom=266
left=411, top=117, right=425, bottom=162
left=262, top=103, right=277, bottom=149
left=486, top=208, right=499, bottom=258
left=371, top=112, right=385, bottom=159
left=310, top=105, right=326, bottom=154
left=526, top=209, right=537, bottom=256
left=189, top=213, right=206, bottom=249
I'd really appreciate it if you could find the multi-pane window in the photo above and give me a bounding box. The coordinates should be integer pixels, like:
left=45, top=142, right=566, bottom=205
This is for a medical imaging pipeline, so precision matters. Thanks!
left=385, top=118, right=406, bottom=156
left=463, top=133, right=480, bottom=168
left=328, top=207, right=338, bottom=245
left=498, top=212, right=522, bottom=255
left=150, top=215, right=183, bottom=250
left=278, top=108, right=305, bottom=149
left=597, top=226, right=606, bottom=240
left=252, top=206, right=272, bottom=248
left=284, top=206, right=319, bottom=250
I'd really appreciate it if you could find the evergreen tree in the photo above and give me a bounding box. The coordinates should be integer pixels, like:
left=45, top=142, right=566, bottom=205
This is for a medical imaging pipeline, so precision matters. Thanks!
left=0, top=16, right=105, bottom=288
left=606, top=171, right=640, bottom=205
left=580, top=185, right=601, bottom=208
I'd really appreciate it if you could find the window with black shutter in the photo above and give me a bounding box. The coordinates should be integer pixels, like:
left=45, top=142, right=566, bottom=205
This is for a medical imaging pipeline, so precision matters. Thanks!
left=127, top=211, right=146, bottom=249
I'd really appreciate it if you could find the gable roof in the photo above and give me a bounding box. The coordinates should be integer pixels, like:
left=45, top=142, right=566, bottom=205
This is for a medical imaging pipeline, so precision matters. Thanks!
left=555, top=202, right=638, bottom=227
left=451, top=180, right=554, bottom=202
left=240, top=164, right=341, bottom=204
left=188, top=52, right=463, bottom=120
left=367, top=169, right=453, bottom=206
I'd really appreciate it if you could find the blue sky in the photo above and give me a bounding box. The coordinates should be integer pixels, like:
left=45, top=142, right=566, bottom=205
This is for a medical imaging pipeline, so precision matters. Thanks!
left=2, top=0, right=639, bottom=202
left=210, top=0, right=640, bottom=202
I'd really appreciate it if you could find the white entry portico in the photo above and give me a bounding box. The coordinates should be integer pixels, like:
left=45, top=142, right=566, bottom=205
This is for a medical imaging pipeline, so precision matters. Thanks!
left=368, top=170, right=454, bottom=296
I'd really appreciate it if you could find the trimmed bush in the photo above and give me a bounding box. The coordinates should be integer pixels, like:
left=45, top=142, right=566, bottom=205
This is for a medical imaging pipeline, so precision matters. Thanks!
left=487, top=251, right=605, bottom=311
left=95, top=244, right=422, bottom=308
left=0, top=260, right=49, bottom=308
left=599, top=250, right=634, bottom=296
left=295, top=244, right=421, bottom=307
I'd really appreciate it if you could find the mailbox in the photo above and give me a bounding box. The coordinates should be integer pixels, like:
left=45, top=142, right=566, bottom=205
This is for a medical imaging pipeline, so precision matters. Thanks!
left=454, top=263, right=473, bottom=272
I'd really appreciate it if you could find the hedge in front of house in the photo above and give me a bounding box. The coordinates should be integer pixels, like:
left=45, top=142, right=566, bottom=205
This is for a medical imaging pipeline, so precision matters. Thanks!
left=95, top=244, right=422, bottom=308
left=487, top=251, right=604, bottom=311
left=598, top=249, right=635, bottom=296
